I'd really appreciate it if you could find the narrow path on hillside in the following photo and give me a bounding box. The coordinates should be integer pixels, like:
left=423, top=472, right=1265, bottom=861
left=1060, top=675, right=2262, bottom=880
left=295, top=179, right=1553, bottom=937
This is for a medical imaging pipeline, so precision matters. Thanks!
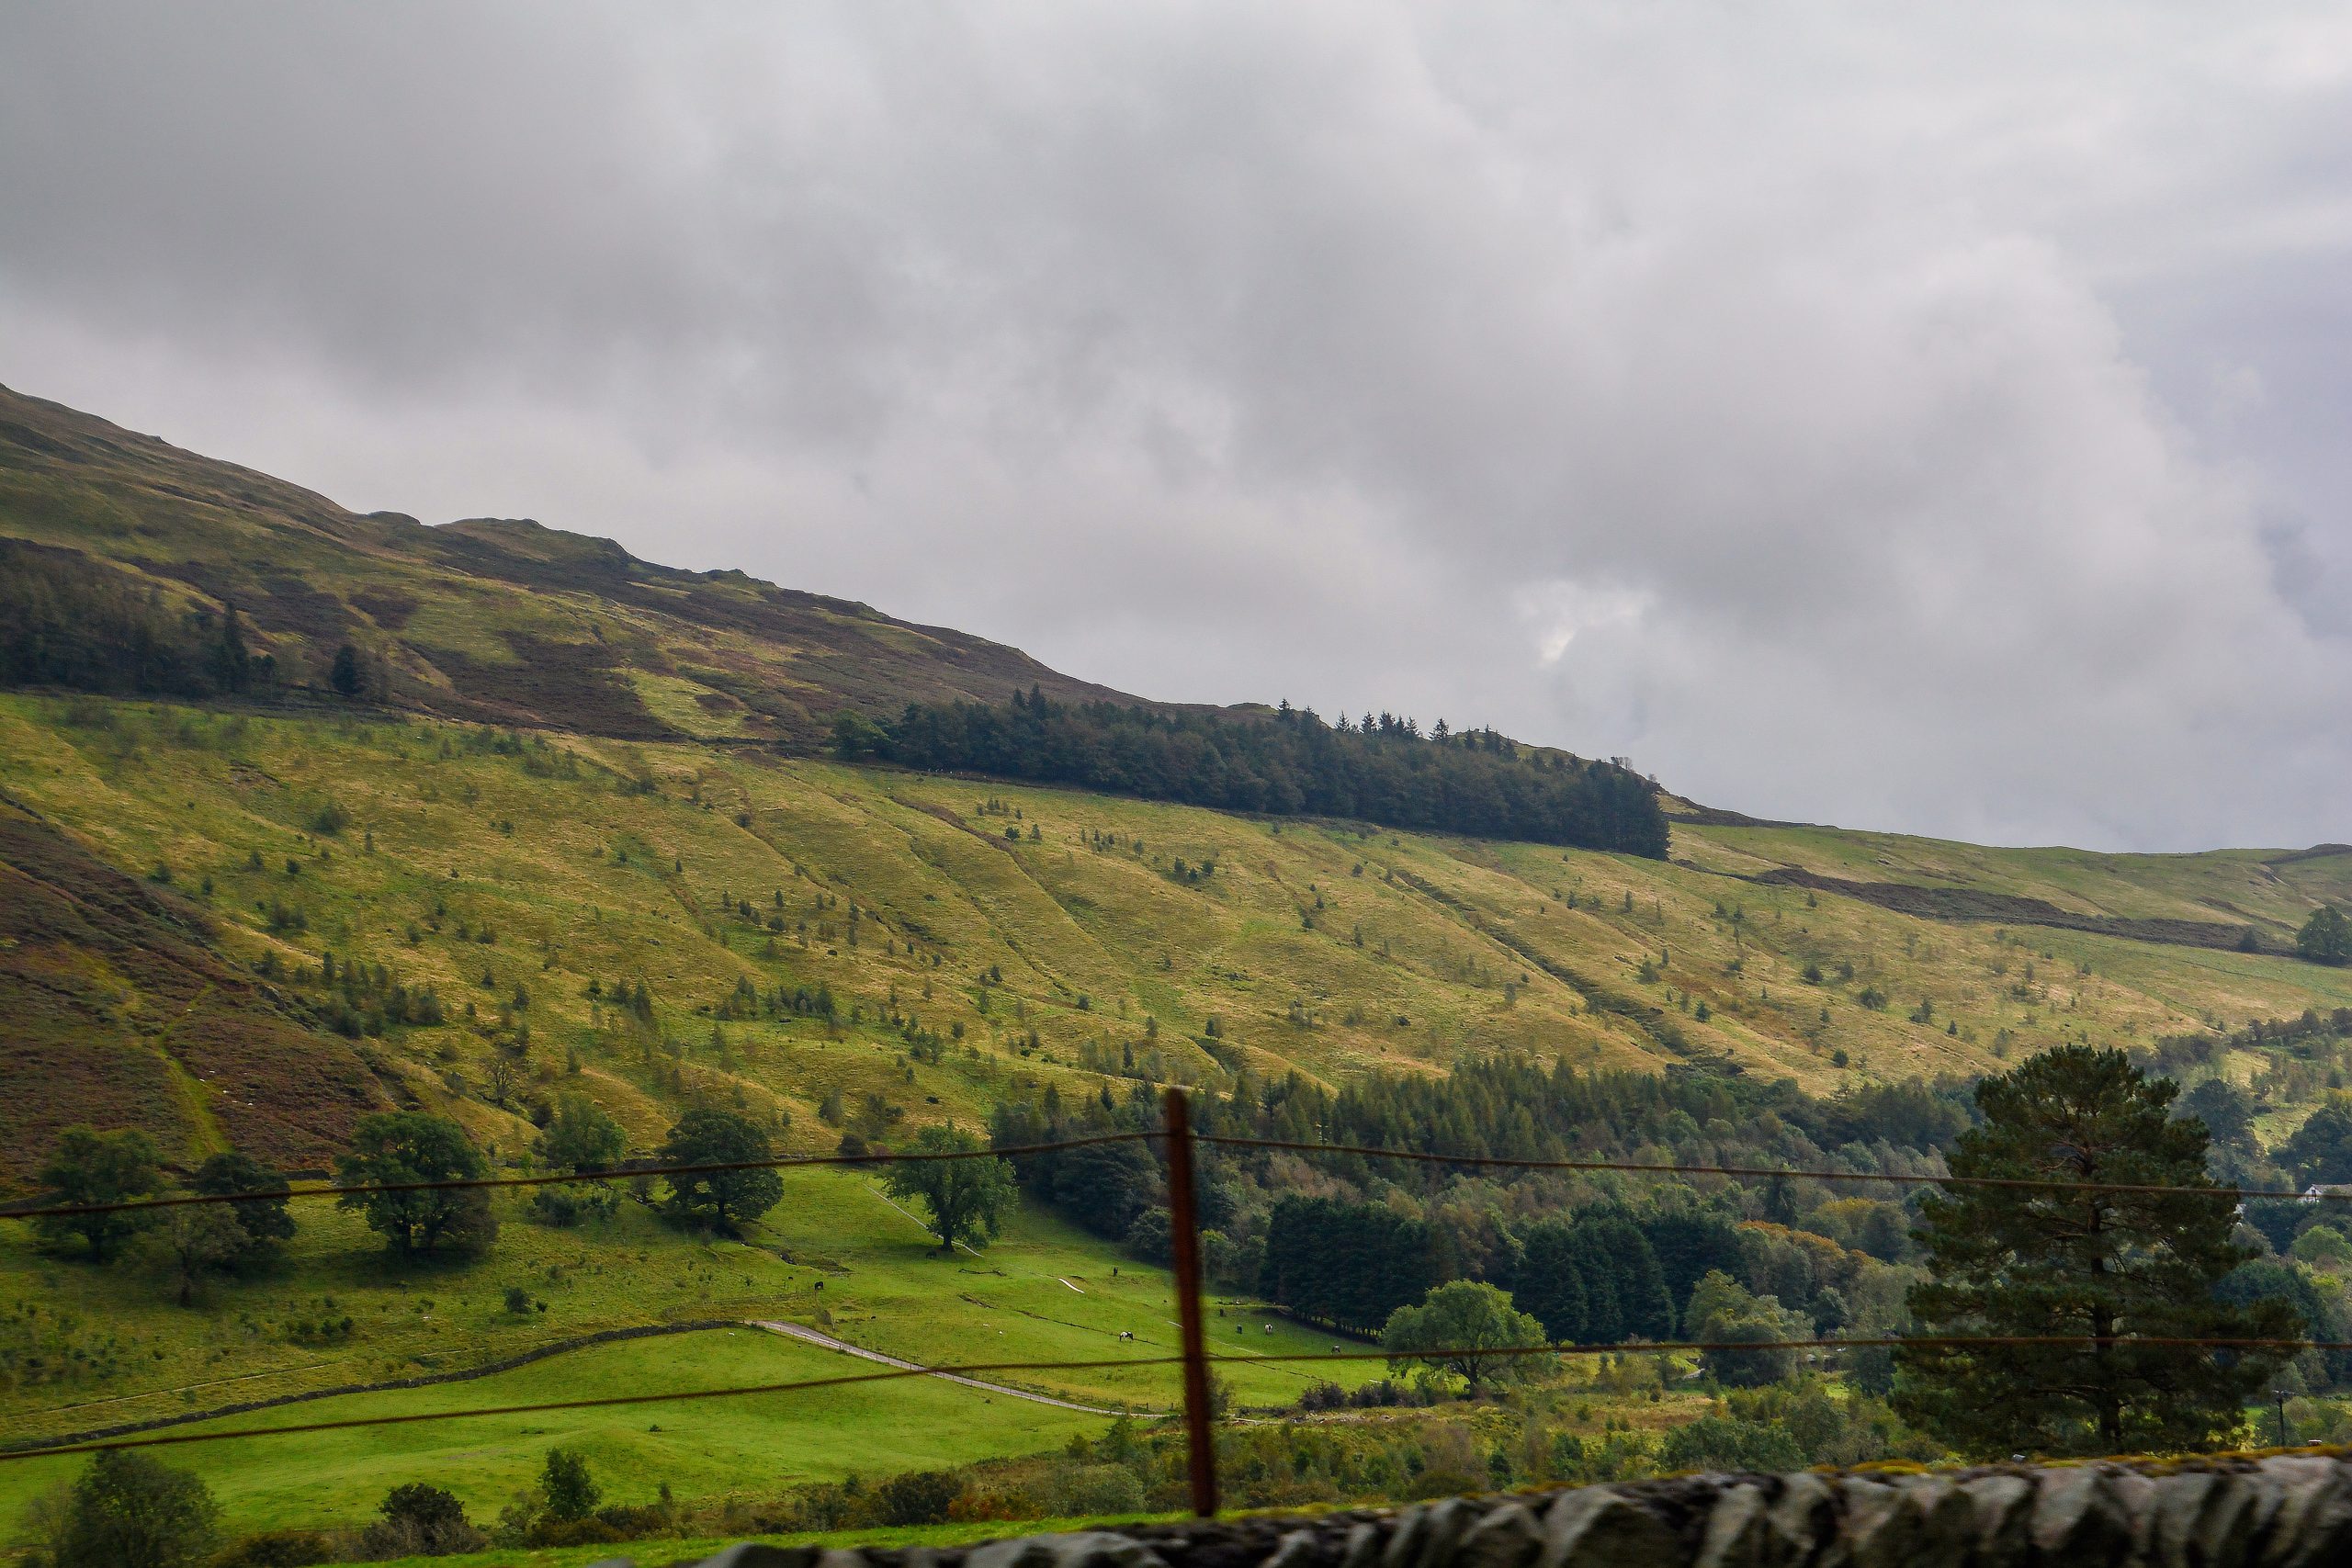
left=752, top=1320, right=1131, bottom=1415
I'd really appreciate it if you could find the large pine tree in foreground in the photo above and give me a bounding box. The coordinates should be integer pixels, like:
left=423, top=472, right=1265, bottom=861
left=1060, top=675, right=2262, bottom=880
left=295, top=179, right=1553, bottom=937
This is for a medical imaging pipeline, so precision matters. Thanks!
left=1895, top=1046, right=2295, bottom=1458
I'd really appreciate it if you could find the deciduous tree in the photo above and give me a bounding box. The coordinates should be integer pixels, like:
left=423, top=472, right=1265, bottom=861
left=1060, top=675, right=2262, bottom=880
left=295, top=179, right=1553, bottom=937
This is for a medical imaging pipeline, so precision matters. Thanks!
left=158, top=1205, right=248, bottom=1308
left=883, top=1123, right=1018, bottom=1253
left=539, top=1448, right=600, bottom=1523
left=53, top=1450, right=218, bottom=1568
left=656, top=1107, right=783, bottom=1231
left=34, top=1126, right=164, bottom=1263
left=1381, top=1280, right=1549, bottom=1390
left=335, top=1112, right=496, bottom=1258
left=2298, top=906, right=2352, bottom=966
left=189, top=1149, right=295, bottom=1258
left=530, top=1093, right=627, bottom=1224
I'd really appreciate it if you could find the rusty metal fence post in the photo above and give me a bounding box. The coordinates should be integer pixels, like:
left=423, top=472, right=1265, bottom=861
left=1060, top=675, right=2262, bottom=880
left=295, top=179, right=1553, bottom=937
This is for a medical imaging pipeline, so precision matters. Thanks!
left=1161, top=1087, right=1219, bottom=1517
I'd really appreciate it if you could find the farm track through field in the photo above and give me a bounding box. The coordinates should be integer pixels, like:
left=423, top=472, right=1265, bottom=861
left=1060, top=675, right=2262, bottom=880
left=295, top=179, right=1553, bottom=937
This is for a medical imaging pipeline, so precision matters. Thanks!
left=3, top=1319, right=736, bottom=1455
left=753, top=1320, right=1131, bottom=1415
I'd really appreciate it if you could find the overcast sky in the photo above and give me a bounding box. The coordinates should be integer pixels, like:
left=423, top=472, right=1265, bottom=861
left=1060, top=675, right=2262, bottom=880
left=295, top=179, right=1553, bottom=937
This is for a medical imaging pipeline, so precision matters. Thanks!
left=5, top=5, right=2349, bottom=852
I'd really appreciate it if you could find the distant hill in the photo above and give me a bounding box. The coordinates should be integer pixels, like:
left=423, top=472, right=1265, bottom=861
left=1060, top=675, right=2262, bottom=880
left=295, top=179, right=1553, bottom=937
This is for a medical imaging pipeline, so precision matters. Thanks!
left=0, top=384, right=1136, bottom=744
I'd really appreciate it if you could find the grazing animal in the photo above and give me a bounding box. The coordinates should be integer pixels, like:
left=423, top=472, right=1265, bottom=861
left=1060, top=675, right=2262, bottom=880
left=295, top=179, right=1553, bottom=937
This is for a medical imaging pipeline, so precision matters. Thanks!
left=1117, top=1330, right=1135, bottom=1341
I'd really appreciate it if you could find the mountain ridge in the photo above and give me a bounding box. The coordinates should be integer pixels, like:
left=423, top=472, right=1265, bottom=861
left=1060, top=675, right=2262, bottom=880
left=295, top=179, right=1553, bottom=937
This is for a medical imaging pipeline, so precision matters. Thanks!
left=0, top=383, right=1144, bottom=745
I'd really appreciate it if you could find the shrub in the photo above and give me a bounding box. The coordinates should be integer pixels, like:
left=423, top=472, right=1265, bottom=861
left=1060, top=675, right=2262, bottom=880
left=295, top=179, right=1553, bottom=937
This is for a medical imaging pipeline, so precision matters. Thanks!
left=1050, top=1463, right=1148, bottom=1517
left=875, top=1468, right=965, bottom=1526
left=52, top=1450, right=219, bottom=1568
left=357, top=1483, right=481, bottom=1559
left=539, top=1448, right=600, bottom=1524
left=1657, top=1414, right=1805, bottom=1474
left=1296, top=1380, right=1349, bottom=1412
left=211, top=1528, right=338, bottom=1565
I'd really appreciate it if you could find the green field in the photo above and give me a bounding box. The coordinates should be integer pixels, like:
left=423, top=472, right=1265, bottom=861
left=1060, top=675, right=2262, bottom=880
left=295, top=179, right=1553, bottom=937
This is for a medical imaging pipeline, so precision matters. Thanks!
left=0, top=1164, right=1367, bottom=1536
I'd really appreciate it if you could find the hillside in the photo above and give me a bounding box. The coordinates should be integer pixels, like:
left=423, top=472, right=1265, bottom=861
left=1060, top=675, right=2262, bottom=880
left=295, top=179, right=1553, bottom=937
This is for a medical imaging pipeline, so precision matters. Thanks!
left=2, top=382, right=2350, bottom=1185
left=0, top=384, right=1136, bottom=744
left=2, top=694, right=2349, bottom=1197
left=6, top=389, right=2352, bottom=1551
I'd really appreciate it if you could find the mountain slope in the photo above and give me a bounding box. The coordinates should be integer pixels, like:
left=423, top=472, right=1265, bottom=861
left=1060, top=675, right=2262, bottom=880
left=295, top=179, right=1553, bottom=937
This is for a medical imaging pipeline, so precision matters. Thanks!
left=0, top=384, right=1134, bottom=743
left=3, top=694, right=2349, bottom=1197
left=2, top=383, right=2349, bottom=1200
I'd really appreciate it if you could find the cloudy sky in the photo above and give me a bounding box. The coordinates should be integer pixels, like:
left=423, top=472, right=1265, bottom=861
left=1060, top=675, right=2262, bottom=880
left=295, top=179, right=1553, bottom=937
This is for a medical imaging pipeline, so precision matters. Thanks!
left=5, top=5, right=2349, bottom=852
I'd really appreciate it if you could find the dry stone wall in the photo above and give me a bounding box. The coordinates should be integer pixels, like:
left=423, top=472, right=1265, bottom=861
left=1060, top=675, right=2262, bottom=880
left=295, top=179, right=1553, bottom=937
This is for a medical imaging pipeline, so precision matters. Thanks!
left=616, top=1452, right=2352, bottom=1568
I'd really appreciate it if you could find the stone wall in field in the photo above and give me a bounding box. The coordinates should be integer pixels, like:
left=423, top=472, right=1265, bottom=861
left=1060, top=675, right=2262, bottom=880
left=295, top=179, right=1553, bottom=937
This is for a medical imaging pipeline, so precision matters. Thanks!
left=643, top=1450, right=2352, bottom=1568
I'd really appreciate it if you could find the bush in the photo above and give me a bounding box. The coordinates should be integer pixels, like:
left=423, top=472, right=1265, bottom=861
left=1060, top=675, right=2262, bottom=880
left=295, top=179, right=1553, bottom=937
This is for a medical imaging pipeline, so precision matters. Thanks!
left=1657, top=1414, right=1806, bottom=1474
left=209, top=1529, right=337, bottom=1566
left=52, top=1450, right=219, bottom=1568
left=356, top=1483, right=481, bottom=1560
left=539, top=1448, right=600, bottom=1524
left=874, top=1469, right=965, bottom=1526
left=1050, top=1463, right=1148, bottom=1517
left=1296, top=1380, right=1349, bottom=1412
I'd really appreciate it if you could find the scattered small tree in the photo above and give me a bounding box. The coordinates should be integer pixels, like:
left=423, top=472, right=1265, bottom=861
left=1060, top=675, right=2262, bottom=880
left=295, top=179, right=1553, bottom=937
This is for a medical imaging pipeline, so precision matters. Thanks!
left=1380, top=1280, right=1549, bottom=1391
left=360, top=1483, right=483, bottom=1558
left=1896, top=1045, right=2295, bottom=1457
left=329, top=643, right=364, bottom=698
left=1684, top=1269, right=1807, bottom=1388
left=188, top=1149, right=296, bottom=1259
left=530, top=1094, right=627, bottom=1224
left=2298, top=906, right=2352, bottom=966
left=882, top=1123, right=1018, bottom=1253
left=158, top=1204, right=251, bottom=1308
left=655, top=1107, right=783, bottom=1232
left=2281, top=1096, right=2352, bottom=1188
left=335, top=1112, right=497, bottom=1258
left=538, top=1448, right=600, bottom=1524
left=52, top=1450, right=219, bottom=1568
left=482, top=1055, right=521, bottom=1109
left=34, top=1126, right=164, bottom=1262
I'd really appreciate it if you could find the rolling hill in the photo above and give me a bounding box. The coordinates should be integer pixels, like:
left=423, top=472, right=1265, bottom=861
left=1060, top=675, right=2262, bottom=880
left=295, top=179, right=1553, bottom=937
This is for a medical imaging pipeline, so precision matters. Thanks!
left=5, top=385, right=2352, bottom=1550
left=3, top=384, right=2349, bottom=1192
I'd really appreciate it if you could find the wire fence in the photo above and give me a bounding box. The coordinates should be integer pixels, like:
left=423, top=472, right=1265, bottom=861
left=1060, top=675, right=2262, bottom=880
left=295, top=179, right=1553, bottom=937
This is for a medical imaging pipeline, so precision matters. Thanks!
left=7, top=1124, right=2331, bottom=1224
left=3, top=1335, right=2335, bottom=1466
left=0, top=1091, right=2327, bottom=1514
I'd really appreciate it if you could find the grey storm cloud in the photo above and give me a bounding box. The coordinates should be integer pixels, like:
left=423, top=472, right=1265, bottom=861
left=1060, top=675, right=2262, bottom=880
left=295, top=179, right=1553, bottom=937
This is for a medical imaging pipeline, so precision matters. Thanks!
left=4, top=2, right=2349, bottom=850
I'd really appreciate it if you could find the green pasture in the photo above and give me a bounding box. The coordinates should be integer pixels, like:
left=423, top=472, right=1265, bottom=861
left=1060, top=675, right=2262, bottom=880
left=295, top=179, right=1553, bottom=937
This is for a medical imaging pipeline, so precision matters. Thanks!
left=0, top=1165, right=1368, bottom=1540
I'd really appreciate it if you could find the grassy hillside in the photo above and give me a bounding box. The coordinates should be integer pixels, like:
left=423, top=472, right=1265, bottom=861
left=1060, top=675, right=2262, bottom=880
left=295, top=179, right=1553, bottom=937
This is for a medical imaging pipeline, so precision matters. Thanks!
left=4, top=692, right=2350, bottom=1192
left=6, top=693, right=2345, bottom=1540
left=6, top=385, right=2352, bottom=1554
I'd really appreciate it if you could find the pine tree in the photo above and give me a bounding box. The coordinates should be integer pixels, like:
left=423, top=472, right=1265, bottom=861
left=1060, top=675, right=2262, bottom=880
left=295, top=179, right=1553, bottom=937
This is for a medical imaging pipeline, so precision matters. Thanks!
left=1895, top=1046, right=2295, bottom=1457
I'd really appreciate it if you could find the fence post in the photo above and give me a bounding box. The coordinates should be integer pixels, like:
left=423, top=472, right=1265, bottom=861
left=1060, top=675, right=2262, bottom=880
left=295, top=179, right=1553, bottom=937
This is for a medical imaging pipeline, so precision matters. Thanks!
left=1162, top=1087, right=1220, bottom=1517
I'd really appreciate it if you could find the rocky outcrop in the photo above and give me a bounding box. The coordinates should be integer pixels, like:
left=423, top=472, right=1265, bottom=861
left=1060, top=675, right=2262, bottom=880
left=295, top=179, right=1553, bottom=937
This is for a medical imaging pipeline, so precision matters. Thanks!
left=607, top=1452, right=2352, bottom=1568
